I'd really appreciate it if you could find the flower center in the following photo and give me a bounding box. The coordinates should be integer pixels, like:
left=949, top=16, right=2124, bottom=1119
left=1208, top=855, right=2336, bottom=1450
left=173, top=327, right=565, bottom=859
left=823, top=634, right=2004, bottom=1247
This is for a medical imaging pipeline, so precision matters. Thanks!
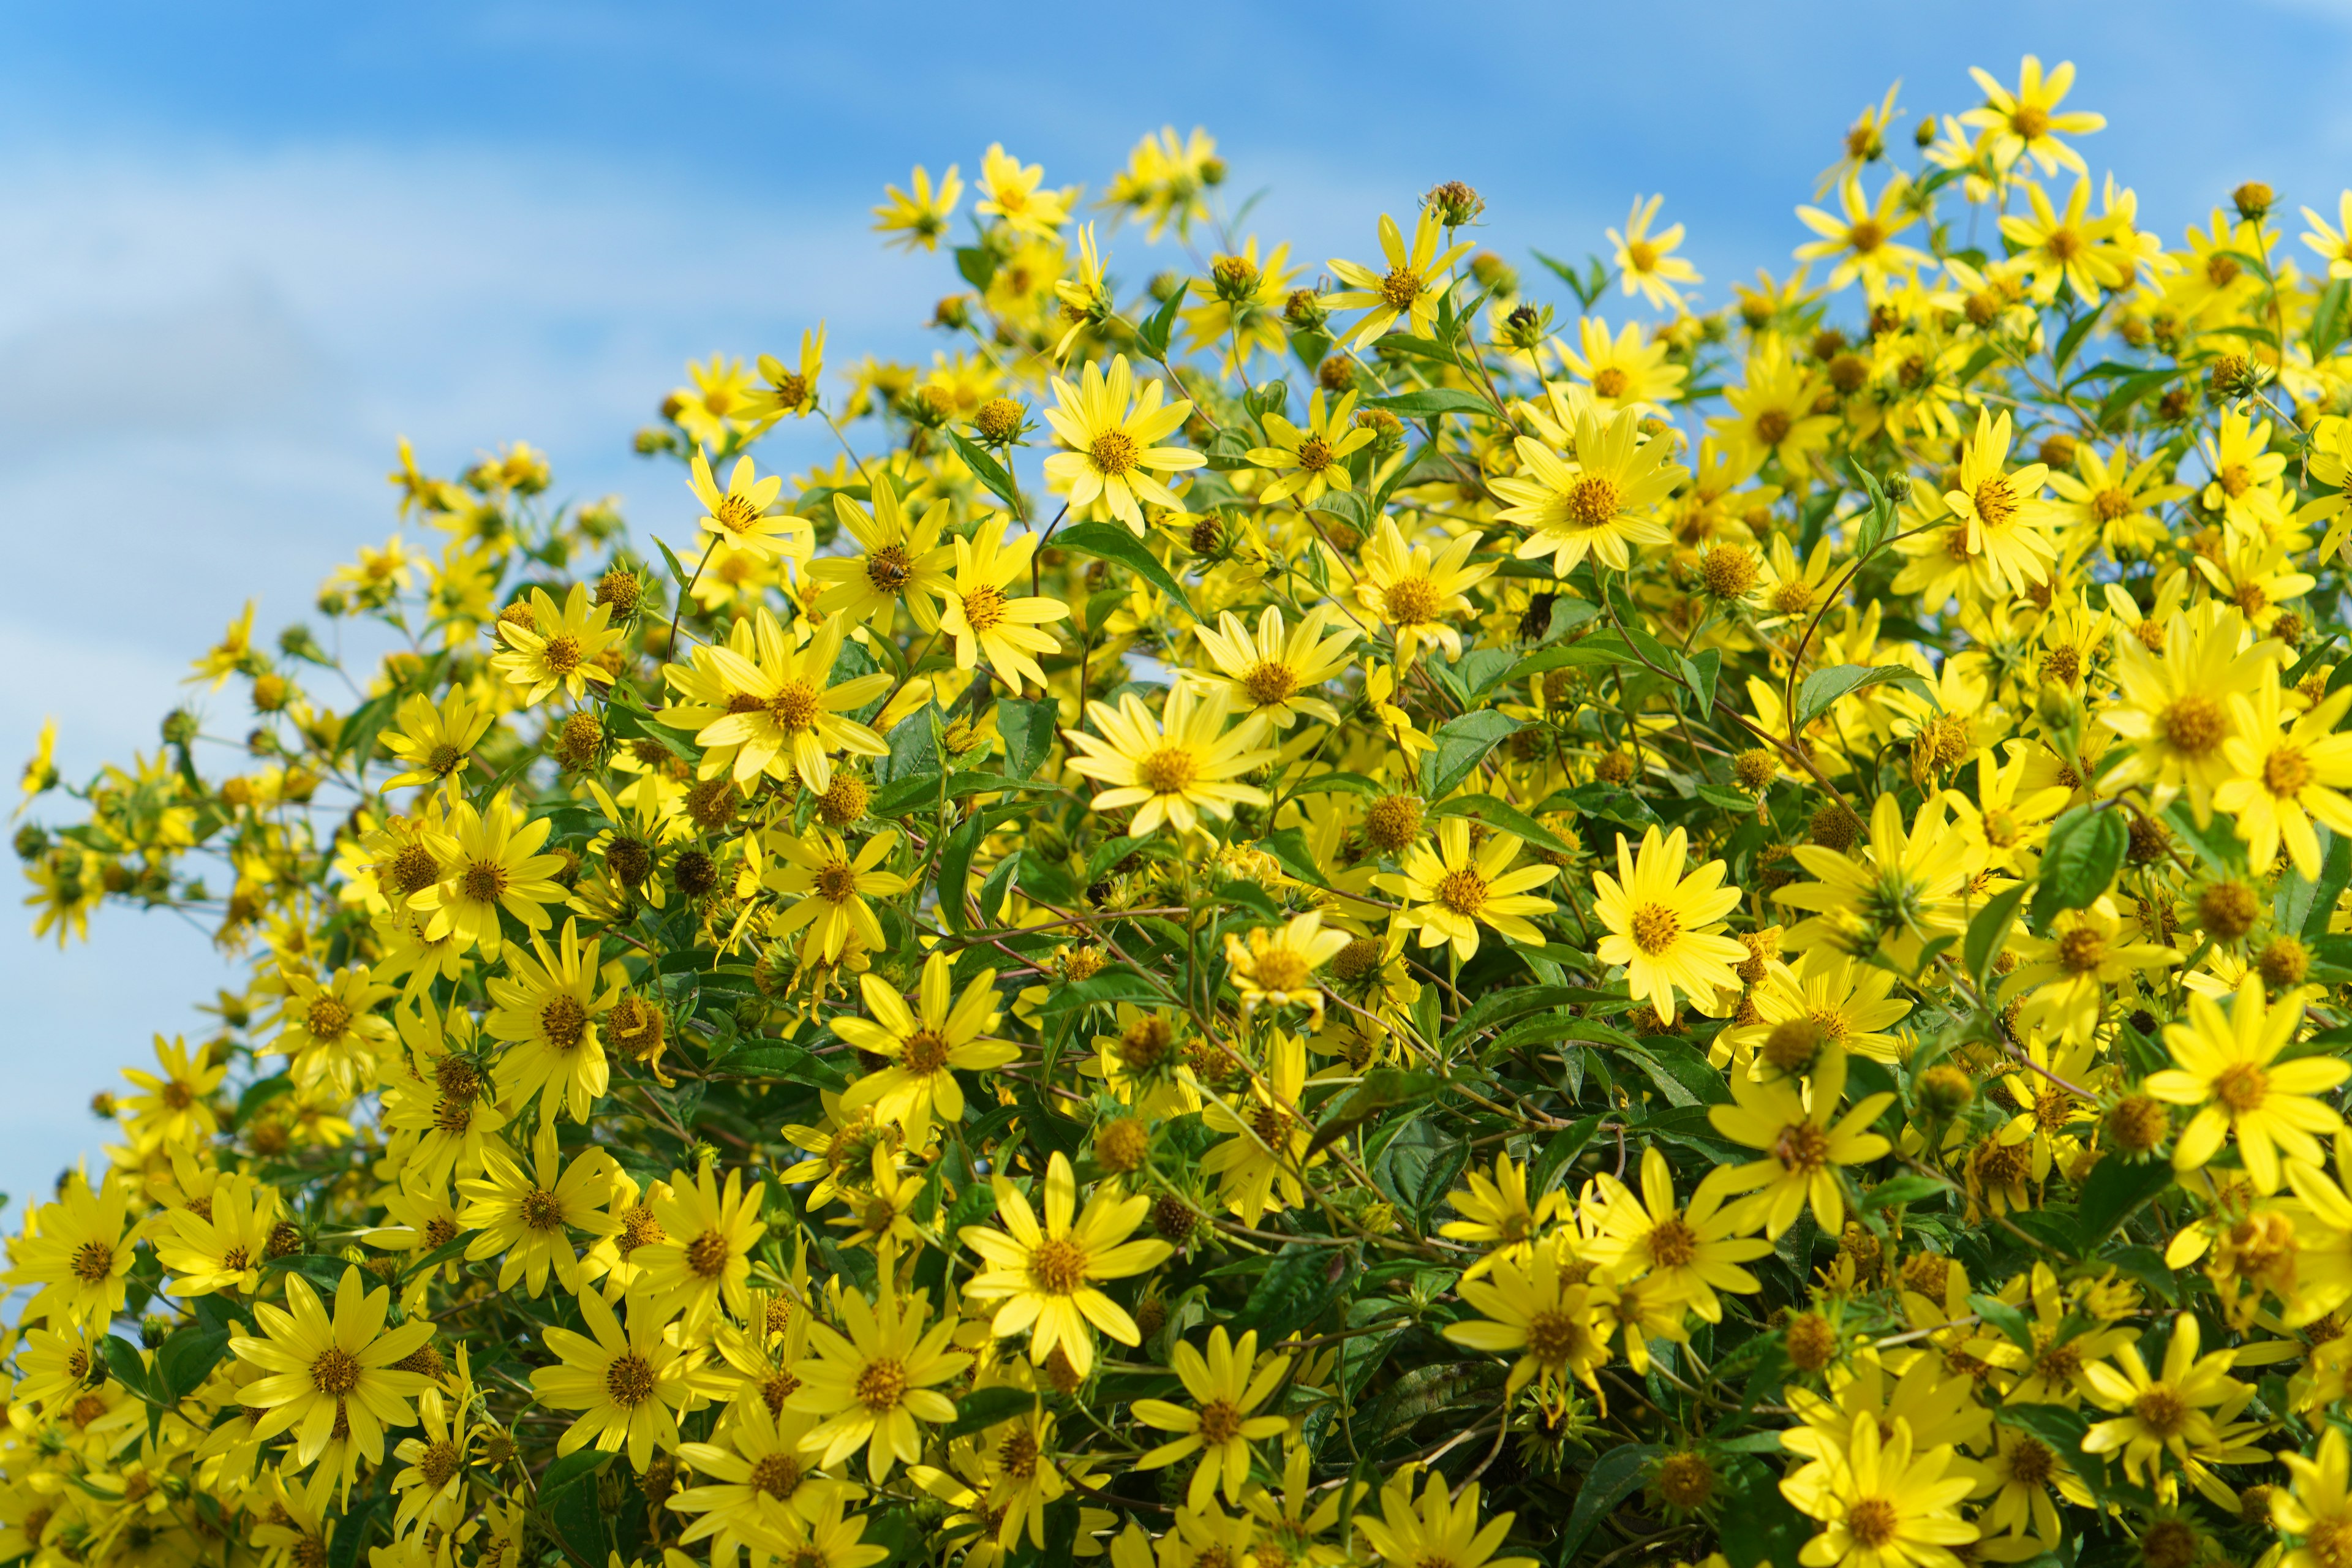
left=605, top=1352, right=656, bottom=1407
left=1196, top=1398, right=1245, bottom=1446
left=2133, top=1384, right=2188, bottom=1439
left=1436, top=867, right=1490, bottom=916
left=1378, top=266, right=1422, bottom=310
left=1593, top=366, right=1630, bottom=398
left=2011, top=104, right=2050, bottom=140
left=461, top=861, right=508, bottom=905
left=1775, top=1123, right=1831, bottom=1172
left=311, top=1347, right=360, bottom=1397
left=747, top=1451, right=802, bottom=1499
left=1846, top=1496, right=1901, bottom=1550
left=2057, top=927, right=2107, bottom=974
left=1382, top=575, right=1439, bottom=625
left=1564, top=473, right=1624, bottom=530
left=2213, top=1061, right=2269, bottom=1115
left=2158, top=694, right=2228, bottom=756
left=2265, top=745, right=2314, bottom=796
left=998, top=1427, right=1040, bottom=1479
left=541, top=994, right=586, bottom=1052
left=1139, top=745, right=1201, bottom=796
left=520, top=1188, right=565, bottom=1231
left=541, top=635, right=582, bottom=676
left=814, top=859, right=859, bottom=903
left=865, top=545, right=913, bottom=593
left=1250, top=949, right=1311, bottom=993
left=767, top=680, right=821, bottom=732
left=70, top=1240, right=115, bottom=1284
left=390, top=844, right=439, bottom=895
left=306, top=997, right=351, bottom=1041
left=1089, top=430, right=1139, bottom=477
left=2220, top=462, right=2252, bottom=498
left=714, top=494, right=762, bottom=534
left=1754, top=410, right=1793, bottom=447
left=1030, top=1236, right=1089, bottom=1295
left=1630, top=904, right=1681, bottom=956
left=959, top=584, right=1008, bottom=635
left=855, top=1358, right=907, bottom=1411
left=902, top=1028, right=951, bottom=1076
left=1973, top=475, right=2018, bottom=527
left=1648, top=1218, right=1699, bottom=1268
left=1847, top=219, right=1885, bottom=254
left=1295, top=436, right=1334, bottom=473
left=1242, top=661, right=1300, bottom=706
left=419, top=1439, right=462, bottom=1491
left=1526, top=1309, right=1583, bottom=1366
left=2045, top=228, right=2082, bottom=260
left=686, top=1231, right=732, bottom=1278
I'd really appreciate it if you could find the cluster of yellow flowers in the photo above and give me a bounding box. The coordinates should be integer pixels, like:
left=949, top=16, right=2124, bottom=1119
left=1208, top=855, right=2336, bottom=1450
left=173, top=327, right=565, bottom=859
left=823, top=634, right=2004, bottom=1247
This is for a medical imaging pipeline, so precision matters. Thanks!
left=20, top=53, right=2352, bottom=1568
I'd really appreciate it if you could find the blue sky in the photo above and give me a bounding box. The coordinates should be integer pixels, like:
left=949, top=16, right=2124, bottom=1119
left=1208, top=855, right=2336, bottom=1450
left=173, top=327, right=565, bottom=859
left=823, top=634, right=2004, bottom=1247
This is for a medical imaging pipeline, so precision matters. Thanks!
left=3, top=0, right=2350, bottom=1207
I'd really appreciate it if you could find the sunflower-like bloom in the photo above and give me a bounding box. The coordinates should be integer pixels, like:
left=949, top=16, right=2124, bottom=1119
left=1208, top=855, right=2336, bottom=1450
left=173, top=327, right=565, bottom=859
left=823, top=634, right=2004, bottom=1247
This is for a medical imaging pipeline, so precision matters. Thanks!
left=1581, top=1148, right=1773, bottom=1322
left=1041, top=355, right=1202, bottom=533
left=2215, top=671, right=2352, bottom=880
left=1325, top=208, right=1472, bottom=350
left=1959, top=54, right=2106, bottom=176
left=873, top=163, right=961, bottom=252
left=1773, top=793, right=1980, bottom=971
left=809, top=480, right=954, bottom=633
left=763, top=827, right=907, bottom=965
left=834, top=952, right=1018, bottom=1140
left=2274, top=1424, right=2352, bottom=1568
left=1608, top=195, right=1702, bottom=311
left=1493, top=405, right=1686, bottom=576
left=1592, top=825, right=1746, bottom=1026
left=486, top=916, right=622, bottom=1127
left=938, top=518, right=1070, bottom=692
left=1200, top=1031, right=1324, bottom=1221
left=379, top=687, right=494, bottom=794
left=741, top=325, right=826, bottom=423
left=9, top=1172, right=140, bottom=1328
left=1352, top=519, right=1494, bottom=665
left=270, top=962, right=399, bottom=1097
left=229, top=1267, right=434, bottom=1467
left=633, top=1163, right=767, bottom=1330
left=1441, top=1239, right=1611, bottom=1404
left=1188, top=605, right=1354, bottom=730
left=670, top=611, right=891, bottom=793
left=412, top=791, right=569, bottom=960
left=1708, top=1044, right=1894, bottom=1237
left=2147, top=973, right=2347, bottom=1192
left=959, top=1151, right=1173, bottom=1378
left=492, top=583, right=622, bottom=706
left=1439, top=1152, right=1568, bottom=1280
left=532, top=1287, right=709, bottom=1472
left=1779, top=1411, right=1979, bottom=1568
left=2000, top=894, right=2179, bottom=1046
left=687, top=451, right=810, bottom=564
left=457, top=1125, right=621, bottom=1297
left=2080, top=1313, right=2248, bottom=1491
left=1064, top=685, right=1274, bottom=837
left=2100, top=605, right=2278, bottom=824
left=1245, top=388, right=1375, bottom=507
left=1378, top=820, right=1557, bottom=963
left=1223, top=911, right=1350, bottom=1023
left=1133, top=1327, right=1291, bottom=1509
left=1795, top=175, right=1929, bottom=297
left=1941, top=409, right=2059, bottom=595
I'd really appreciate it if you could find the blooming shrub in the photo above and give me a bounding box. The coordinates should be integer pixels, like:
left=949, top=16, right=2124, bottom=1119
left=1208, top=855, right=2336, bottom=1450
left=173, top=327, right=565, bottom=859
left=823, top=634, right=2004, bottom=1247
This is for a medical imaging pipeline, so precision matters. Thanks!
left=18, top=51, right=2352, bottom=1568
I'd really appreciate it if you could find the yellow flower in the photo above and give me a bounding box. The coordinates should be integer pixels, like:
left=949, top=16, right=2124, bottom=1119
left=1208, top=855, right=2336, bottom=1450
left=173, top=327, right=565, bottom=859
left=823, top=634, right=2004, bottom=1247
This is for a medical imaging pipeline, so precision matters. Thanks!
left=153, top=1170, right=279, bottom=1297
left=2099, top=606, right=2278, bottom=824
left=1377, top=818, right=1558, bottom=963
left=9, top=1173, right=138, bottom=1328
left=1779, top=1412, right=1979, bottom=1568
left=1352, top=518, right=1494, bottom=666
left=937, top=517, right=1070, bottom=693
left=118, top=1033, right=226, bottom=1148
left=1326, top=207, right=1473, bottom=349
left=834, top=952, right=1018, bottom=1141
left=2274, top=1423, right=2352, bottom=1568
left=2080, top=1313, right=2247, bottom=1491
left=1941, top=409, right=2058, bottom=595
left=788, top=1282, right=968, bottom=1481
left=959, top=1150, right=1173, bottom=1377
left=687, top=451, right=809, bottom=564
left=1960, top=55, right=2106, bottom=176
left=1133, top=1327, right=1291, bottom=1509
left=872, top=163, right=962, bottom=252
left=808, top=480, right=955, bottom=634
left=229, top=1267, right=434, bottom=1468
left=1041, top=354, right=1204, bottom=533
left=1708, top=1044, right=1893, bottom=1237
left=762, top=827, right=907, bottom=965
left=1187, top=604, right=1354, bottom=730
left=456, top=1124, right=621, bottom=1295
left=633, top=1163, right=767, bottom=1331
left=271, top=962, right=398, bottom=1097
left=412, top=790, right=569, bottom=960
left=1442, top=1238, right=1610, bottom=1402
left=2001, top=895, right=2179, bottom=1046
left=1773, top=793, right=1978, bottom=971
left=491, top=583, right=622, bottom=706
left=973, top=143, right=1067, bottom=238
left=742, top=325, right=826, bottom=423
left=485, top=916, right=622, bottom=1126
left=1201, top=1031, right=1323, bottom=1221
left=1608, top=195, right=1702, bottom=311
left=2215, top=668, right=2352, bottom=880
left=1245, top=387, right=1375, bottom=507
left=1223, top=911, right=1350, bottom=1023
left=1065, top=684, right=1274, bottom=837
left=1582, top=1148, right=1773, bottom=1322
left=1591, top=825, right=1746, bottom=1026
left=531, top=1287, right=706, bottom=1472
left=1440, top=1152, right=1568, bottom=1278
left=1555, top=315, right=1689, bottom=414
left=2147, top=973, right=2347, bottom=1192
left=379, top=688, right=492, bottom=795
left=1999, top=179, right=2128, bottom=303
left=677, top=612, right=891, bottom=793
left=1493, top=404, right=1684, bottom=576
left=1795, top=175, right=1929, bottom=296
left=669, top=1398, right=845, bottom=1558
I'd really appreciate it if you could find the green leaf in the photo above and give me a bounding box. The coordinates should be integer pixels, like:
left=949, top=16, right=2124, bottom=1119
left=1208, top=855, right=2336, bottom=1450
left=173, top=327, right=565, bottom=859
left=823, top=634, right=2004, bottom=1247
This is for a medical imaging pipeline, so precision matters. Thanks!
left=1363, top=388, right=1493, bottom=419
left=1057, top=521, right=1193, bottom=616
left=1425, top=794, right=1572, bottom=856
left=1861, top=1174, right=1950, bottom=1213
left=535, top=1449, right=608, bottom=1498
left=2051, top=307, right=2100, bottom=374
left=944, top=1385, right=1039, bottom=1441
left=2031, top=807, right=2127, bottom=930
left=995, top=698, right=1061, bottom=782
left=1030, top=970, right=1167, bottom=1017
left=1969, top=1293, right=2037, bottom=1353
left=1676, top=647, right=1722, bottom=714
left=2076, top=1155, right=2175, bottom=1248
left=1794, top=663, right=1934, bottom=729
left=325, top=1494, right=379, bottom=1568
left=947, top=429, right=1024, bottom=516
left=1137, top=287, right=1187, bottom=360
left=954, top=245, right=996, bottom=290
left=1964, top=882, right=2030, bottom=986
left=878, top=704, right=944, bottom=788
left=1256, top=826, right=1330, bottom=888
left=1557, top=1445, right=1665, bottom=1565
left=1417, top=710, right=1520, bottom=799
left=2291, top=825, right=2352, bottom=939
left=2163, top=797, right=2247, bottom=872
left=98, top=1337, right=161, bottom=1404
left=937, top=809, right=1000, bottom=932
left=1503, top=636, right=1637, bottom=682
left=1241, top=1243, right=1355, bottom=1337
left=155, top=1326, right=232, bottom=1402
left=1306, top=1069, right=1442, bottom=1158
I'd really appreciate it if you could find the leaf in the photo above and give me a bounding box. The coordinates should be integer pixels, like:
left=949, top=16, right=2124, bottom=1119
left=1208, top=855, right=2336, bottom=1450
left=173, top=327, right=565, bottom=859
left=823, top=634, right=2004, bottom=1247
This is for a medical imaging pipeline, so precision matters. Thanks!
left=1861, top=1174, right=1949, bottom=1213
left=325, top=1494, right=380, bottom=1568
left=99, top=1336, right=160, bottom=1404
left=1794, top=663, right=1934, bottom=729
left=2291, top=826, right=2352, bottom=939
left=1030, top=970, right=1167, bottom=1017
left=954, top=245, right=995, bottom=290
left=1256, top=826, right=1330, bottom=889
left=1240, top=1243, right=1355, bottom=1337
left=1057, top=521, right=1193, bottom=616
left=1137, top=286, right=1186, bottom=360
left=1425, top=794, right=1572, bottom=856
left=1970, top=1294, right=2037, bottom=1353
left=2163, top=797, right=2247, bottom=872
left=1440, top=986, right=1578, bottom=1052
left=1363, top=388, right=1493, bottom=420
left=1676, top=647, right=1722, bottom=714
left=2076, top=1154, right=2175, bottom=1247
left=994, top=697, right=1060, bottom=782
left=1306, top=1069, right=1442, bottom=1158
left=2051, top=307, right=2100, bottom=374
left=543, top=1460, right=608, bottom=1567
left=2031, top=807, right=2127, bottom=930
left=946, top=430, right=1023, bottom=516
left=937, top=808, right=995, bottom=932
left=1964, top=882, right=2030, bottom=986
left=1556, top=1444, right=1665, bottom=1564
left=1417, top=710, right=1520, bottom=800
left=878, top=704, right=944, bottom=787
left=944, top=1385, right=1039, bottom=1441
left=155, top=1326, right=232, bottom=1401
left=535, top=1449, right=608, bottom=1498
